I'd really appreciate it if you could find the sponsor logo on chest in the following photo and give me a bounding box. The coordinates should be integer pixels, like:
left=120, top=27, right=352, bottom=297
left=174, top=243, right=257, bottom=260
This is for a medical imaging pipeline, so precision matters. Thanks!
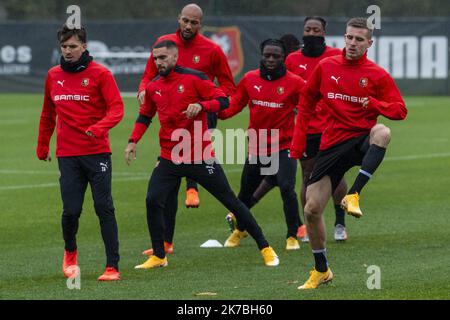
left=252, top=100, right=284, bottom=108
left=54, top=94, right=90, bottom=102
left=327, top=92, right=366, bottom=104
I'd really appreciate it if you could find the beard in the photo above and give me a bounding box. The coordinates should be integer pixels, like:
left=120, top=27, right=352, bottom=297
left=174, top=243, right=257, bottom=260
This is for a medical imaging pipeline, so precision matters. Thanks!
left=181, top=31, right=194, bottom=40
left=158, top=65, right=174, bottom=77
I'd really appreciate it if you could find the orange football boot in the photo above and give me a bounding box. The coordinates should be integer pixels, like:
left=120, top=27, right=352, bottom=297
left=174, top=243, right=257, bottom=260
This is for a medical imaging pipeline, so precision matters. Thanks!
left=62, top=250, right=78, bottom=278
left=98, top=267, right=120, bottom=281
left=142, top=241, right=174, bottom=256
left=185, top=188, right=200, bottom=208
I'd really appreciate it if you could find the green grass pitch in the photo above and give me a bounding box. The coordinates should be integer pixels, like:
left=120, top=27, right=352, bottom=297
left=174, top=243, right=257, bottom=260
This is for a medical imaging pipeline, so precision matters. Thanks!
left=0, top=94, right=449, bottom=299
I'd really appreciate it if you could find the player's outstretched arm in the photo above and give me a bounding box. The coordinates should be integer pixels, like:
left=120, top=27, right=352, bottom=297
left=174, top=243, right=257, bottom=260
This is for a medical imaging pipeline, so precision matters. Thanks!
left=37, top=74, right=56, bottom=162
left=194, top=77, right=229, bottom=113
left=127, top=87, right=157, bottom=154
left=218, top=76, right=249, bottom=120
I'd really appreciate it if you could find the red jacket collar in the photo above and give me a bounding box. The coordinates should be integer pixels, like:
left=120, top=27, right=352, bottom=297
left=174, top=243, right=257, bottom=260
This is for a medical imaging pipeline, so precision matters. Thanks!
left=342, top=48, right=368, bottom=65
left=176, top=29, right=199, bottom=45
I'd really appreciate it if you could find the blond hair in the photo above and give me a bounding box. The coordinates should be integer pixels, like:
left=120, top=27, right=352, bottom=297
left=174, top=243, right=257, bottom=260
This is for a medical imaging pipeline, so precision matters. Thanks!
left=346, top=17, right=373, bottom=39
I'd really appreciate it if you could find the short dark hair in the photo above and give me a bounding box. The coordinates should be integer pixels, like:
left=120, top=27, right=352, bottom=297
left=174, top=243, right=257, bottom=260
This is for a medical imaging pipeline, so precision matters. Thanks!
left=347, top=17, right=373, bottom=39
left=280, top=34, right=300, bottom=55
left=260, top=39, right=286, bottom=55
left=153, top=40, right=178, bottom=50
left=304, top=16, right=327, bottom=31
left=57, top=24, right=87, bottom=44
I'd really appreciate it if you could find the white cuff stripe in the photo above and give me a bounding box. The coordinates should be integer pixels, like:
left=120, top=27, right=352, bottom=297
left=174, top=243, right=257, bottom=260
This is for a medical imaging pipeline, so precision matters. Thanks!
left=359, top=169, right=372, bottom=178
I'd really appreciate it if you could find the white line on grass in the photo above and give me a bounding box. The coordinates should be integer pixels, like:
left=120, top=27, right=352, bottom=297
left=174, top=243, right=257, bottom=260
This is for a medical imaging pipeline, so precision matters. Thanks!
left=0, top=120, right=30, bottom=125
left=384, top=152, right=450, bottom=161
left=0, top=183, right=60, bottom=190
left=0, top=168, right=243, bottom=191
left=0, top=169, right=150, bottom=176
left=1, top=152, right=449, bottom=191
left=0, top=176, right=146, bottom=191
left=0, top=170, right=57, bottom=175
left=0, top=168, right=243, bottom=176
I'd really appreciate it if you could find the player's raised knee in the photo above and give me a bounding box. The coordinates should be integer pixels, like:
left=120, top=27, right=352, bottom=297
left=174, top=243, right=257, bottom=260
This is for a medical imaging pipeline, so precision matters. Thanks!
left=371, top=124, right=391, bottom=146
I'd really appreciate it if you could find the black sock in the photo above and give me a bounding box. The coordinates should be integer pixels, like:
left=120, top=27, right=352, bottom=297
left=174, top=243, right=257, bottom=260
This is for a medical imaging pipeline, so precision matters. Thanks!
left=348, top=144, right=386, bottom=194
left=249, top=196, right=258, bottom=208
left=186, top=179, right=198, bottom=191
left=62, top=215, right=79, bottom=252
left=313, top=249, right=328, bottom=272
left=334, top=205, right=345, bottom=226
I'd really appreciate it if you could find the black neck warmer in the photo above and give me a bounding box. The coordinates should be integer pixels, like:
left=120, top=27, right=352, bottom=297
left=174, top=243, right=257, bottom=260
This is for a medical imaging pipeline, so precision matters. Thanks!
left=302, top=36, right=326, bottom=57
left=60, top=50, right=93, bottom=73
left=259, top=61, right=286, bottom=81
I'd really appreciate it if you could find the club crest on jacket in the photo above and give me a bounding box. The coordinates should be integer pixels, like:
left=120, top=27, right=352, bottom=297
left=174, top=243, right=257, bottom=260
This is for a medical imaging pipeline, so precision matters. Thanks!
left=277, top=86, right=285, bottom=95
left=359, top=77, right=368, bottom=88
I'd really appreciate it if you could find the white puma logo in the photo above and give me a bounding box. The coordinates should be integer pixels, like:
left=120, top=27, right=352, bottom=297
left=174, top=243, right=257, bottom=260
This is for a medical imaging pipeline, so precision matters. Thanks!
left=331, top=76, right=341, bottom=84
left=299, top=64, right=307, bottom=70
left=100, top=162, right=108, bottom=172
left=205, top=165, right=215, bottom=175
left=57, top=80, right=65, bottom=87
left=254, top=85, right=262, bottom=92
left=155, top=90, right=162, bottom=96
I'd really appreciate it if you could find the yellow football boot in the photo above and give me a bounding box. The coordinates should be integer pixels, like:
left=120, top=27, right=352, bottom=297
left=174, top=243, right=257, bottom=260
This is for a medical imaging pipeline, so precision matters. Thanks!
left=341, top=193, right=363, bottom=218
left=298, top=268, right=333, bottom=289
left=134, top=255, right=168, bottom=269
left=286, top=237, right=300, bottom=250
left=261, top=246, right=279, bottom=266
left=224, top=230, right=248, bottom=247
